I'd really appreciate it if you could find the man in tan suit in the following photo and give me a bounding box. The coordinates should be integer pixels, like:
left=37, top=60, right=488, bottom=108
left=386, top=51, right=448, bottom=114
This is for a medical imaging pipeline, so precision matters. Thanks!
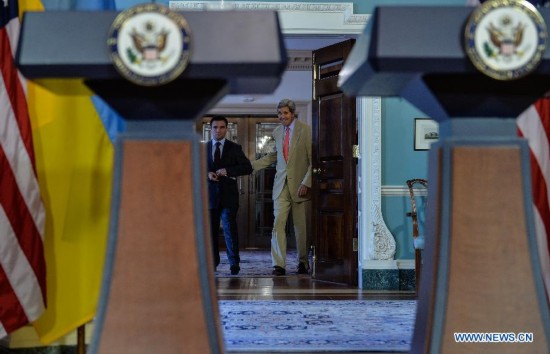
left=252, top=99, right=312, bottom=276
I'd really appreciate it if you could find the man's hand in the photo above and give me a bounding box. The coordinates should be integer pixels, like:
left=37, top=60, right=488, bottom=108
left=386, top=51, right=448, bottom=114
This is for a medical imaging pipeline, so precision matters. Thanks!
left=216, top=168, right=228, bottom=177
left=297, top=184, right=310, bottom=197
left=208, top=172, right=219, bottom=181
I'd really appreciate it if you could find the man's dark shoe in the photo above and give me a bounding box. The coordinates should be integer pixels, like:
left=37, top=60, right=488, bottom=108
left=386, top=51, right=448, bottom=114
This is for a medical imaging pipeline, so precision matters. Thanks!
left=297, top=263, right=309, bottom=275
left=272, top=266, right=286, bottom=276
left=230, top=265, right=240, bottom=275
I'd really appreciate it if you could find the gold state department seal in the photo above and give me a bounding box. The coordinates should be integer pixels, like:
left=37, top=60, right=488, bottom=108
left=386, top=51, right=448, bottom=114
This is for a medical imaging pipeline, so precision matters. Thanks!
left=464, top=0, right=547, bottom=80
left=108, top=3, right=191, bottom=86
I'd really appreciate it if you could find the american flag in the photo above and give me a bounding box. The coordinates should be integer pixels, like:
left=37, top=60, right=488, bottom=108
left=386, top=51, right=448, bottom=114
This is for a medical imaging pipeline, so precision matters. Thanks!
left=0, top=0, right=46, bottom=338
left=517, top=98, right=550, bottom=298
left=468, top=0, right=550, bottom=299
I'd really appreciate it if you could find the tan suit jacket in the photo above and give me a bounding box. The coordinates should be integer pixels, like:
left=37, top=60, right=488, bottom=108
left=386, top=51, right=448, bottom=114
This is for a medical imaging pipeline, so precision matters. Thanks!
left=252, top=120, right=312, bottom=202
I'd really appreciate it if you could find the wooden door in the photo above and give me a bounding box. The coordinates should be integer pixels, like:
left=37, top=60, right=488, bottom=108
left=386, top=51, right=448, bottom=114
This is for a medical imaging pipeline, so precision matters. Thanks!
left=246, top=117, right=280, bottom=249
left=312, top=40, right=358, bottom=285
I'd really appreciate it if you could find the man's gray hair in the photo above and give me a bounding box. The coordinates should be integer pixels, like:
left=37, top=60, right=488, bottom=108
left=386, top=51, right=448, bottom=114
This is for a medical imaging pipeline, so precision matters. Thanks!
left=277, top=99, right=297, bottom=117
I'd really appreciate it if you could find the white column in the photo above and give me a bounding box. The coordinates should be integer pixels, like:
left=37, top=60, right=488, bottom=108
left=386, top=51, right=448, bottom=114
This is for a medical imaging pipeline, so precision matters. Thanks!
left=357, top=97, right=397, bottom=288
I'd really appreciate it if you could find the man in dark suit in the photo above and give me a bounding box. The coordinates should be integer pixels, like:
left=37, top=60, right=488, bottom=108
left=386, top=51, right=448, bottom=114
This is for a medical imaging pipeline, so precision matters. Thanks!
left=207, top=116, right=252, bottom=275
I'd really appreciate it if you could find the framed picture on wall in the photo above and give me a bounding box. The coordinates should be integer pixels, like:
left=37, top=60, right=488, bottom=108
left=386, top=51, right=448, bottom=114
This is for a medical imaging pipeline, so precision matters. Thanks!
left=414, top=118, right=439, bottom=151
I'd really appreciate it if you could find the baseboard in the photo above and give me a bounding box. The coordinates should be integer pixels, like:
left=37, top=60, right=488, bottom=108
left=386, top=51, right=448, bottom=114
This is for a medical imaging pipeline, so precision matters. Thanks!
left=362, top=267, right=416, bottom=291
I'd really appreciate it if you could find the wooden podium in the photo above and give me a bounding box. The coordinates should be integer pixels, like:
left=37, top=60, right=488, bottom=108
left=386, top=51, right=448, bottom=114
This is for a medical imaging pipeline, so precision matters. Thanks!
left=17, top=10, right=286, bottom=354
left=339, top=6, right=550, bottom=354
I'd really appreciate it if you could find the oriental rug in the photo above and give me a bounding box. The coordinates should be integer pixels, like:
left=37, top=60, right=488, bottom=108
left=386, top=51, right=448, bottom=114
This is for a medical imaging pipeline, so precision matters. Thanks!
left=215, top=249, right=302, bottom=277
left=219, top=300, right=416, bottom=352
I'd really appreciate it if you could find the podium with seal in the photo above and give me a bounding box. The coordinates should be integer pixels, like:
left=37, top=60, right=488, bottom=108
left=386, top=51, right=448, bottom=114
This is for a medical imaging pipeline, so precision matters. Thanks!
left=340, top=1, right=550, bottom=353
left=17, top=4, right=286, bottom=353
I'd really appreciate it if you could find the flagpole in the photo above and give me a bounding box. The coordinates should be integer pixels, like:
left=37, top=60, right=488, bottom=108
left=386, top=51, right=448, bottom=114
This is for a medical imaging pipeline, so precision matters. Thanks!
left=77, top=325, right=85, bottom=354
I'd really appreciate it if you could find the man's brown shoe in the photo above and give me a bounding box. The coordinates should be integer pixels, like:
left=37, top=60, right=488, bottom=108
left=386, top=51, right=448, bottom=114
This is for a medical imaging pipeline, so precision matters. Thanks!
left=297, top=263, right=309, bottom=274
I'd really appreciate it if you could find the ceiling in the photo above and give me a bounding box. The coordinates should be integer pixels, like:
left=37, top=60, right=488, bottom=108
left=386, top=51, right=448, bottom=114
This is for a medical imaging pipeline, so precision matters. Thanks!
left=217, top=35, right=356, bottom=106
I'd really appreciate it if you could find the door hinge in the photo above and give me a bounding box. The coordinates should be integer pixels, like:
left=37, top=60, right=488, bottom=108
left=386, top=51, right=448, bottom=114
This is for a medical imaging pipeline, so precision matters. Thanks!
left=352, top=145, right=360, bottom=158
left=353, top=238, right=358, bottom=252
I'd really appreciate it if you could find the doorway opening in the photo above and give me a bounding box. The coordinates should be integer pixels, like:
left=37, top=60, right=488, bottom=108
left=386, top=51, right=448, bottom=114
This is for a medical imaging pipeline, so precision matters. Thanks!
left=171, top=0, right=380, bottom=291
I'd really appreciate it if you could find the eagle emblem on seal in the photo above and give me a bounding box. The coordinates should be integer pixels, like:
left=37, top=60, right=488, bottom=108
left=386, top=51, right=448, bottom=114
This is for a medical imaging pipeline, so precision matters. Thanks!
left=127, top=21, right=172, bottom=66
left=108, top=3, right=192, bottom=86
left=485, top=15, right=527, bottom=60
left=464, top=0, right=547, bottom=80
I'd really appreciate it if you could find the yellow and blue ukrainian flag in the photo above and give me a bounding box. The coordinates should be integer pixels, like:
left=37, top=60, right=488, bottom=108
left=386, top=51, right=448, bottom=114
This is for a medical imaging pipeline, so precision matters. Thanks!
left=20, top=0, right=125, bottom=344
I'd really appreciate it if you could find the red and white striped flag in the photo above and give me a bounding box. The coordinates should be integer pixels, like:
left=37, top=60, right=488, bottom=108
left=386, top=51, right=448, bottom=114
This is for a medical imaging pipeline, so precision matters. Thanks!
left=517, top=98, right=550, bottom=298
left=0, top=0, right=46, bottom=338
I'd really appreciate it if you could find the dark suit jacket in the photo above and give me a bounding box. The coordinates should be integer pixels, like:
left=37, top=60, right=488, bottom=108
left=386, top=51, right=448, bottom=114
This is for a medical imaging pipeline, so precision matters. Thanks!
left=207, top=139, right=252, bottom=209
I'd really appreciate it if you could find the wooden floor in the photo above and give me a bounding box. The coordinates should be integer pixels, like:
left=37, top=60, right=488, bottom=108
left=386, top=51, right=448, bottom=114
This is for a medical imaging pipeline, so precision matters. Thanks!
left=216, top=275, right=416, bottom=301
left=216, top=275, right=415, bottom=354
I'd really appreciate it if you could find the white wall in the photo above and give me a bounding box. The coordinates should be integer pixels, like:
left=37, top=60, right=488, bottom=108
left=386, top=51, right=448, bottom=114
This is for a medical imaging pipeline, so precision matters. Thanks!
left=218, top=70, right=311, bottom=105
left=214, top=70, right=313, bottom=125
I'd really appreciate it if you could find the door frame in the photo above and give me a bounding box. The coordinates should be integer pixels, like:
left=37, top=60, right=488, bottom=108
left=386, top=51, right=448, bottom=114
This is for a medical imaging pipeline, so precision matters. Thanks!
left=244, top=116, right=281, bottom=249
left=170, top=1, right=396, bottom=287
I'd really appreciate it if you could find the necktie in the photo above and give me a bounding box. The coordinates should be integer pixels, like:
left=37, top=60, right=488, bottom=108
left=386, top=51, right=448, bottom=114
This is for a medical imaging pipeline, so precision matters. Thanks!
left=283, top=127, right=290, bottom=163
left=214, top=142, right=221, bottom=165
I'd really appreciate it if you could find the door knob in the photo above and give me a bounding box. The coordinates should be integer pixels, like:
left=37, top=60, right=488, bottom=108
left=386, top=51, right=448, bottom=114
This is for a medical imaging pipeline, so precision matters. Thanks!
left=313, top=168, right=322, bottom=174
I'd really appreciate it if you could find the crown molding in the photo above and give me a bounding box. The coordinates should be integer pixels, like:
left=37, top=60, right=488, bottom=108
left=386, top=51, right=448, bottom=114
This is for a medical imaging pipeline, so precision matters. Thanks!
left=287, top=49, right=312, bottom=71
left=169, top=1, right=369, bottom=34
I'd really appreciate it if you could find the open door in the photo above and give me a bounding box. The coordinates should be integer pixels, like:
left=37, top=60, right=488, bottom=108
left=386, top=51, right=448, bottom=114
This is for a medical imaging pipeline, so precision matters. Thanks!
left=312, top=40, right=358, bottom=285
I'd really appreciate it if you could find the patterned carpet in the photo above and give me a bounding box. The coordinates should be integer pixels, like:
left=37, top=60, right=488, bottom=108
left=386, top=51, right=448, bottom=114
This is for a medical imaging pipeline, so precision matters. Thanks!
left=215, top=249, right=302, bottom=277
left=219, top=300, right=416, bottom=352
